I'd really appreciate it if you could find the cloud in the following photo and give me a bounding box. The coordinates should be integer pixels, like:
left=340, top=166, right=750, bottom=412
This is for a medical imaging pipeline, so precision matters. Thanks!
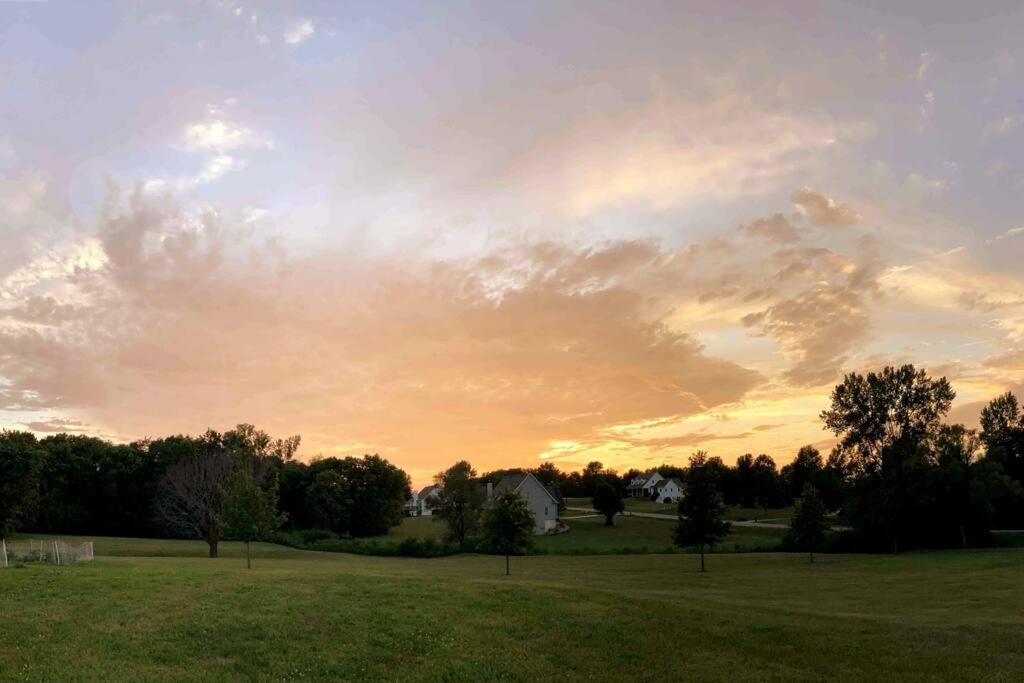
left=283, top=19, right=315, bottom=45
left=791, top=188, right=861, bottom=228
left=183, top=119, right=268, bottom=153
left=741, top=237, right=882, bottom=387
left=740, top=213, right=799, bottom=243
left=986, top=226, right=1024, bottom=244
left=986, top=115, right=1023, bottom=137
left=916, top=52, right=936, bottom=81
left=508, top=94, right=844, bottom=218
left=0, top=188, right=764, bottom=470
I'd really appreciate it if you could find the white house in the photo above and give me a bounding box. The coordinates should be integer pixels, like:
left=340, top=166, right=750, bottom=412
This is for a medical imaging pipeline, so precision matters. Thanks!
left=626, top=470, right=664, bottom=498
left=489, top=472, right=559, bottom=534
left=406, top=484, right=442, bottom=516
left=652, top=477, right=685, bottom=503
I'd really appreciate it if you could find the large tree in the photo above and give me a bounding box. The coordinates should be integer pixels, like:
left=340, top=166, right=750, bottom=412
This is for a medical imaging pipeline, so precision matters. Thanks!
left=789, top=484, right=828, bottom=563
left=821, top=365, right=955, bottom=552
left=592, top=481, right=623, bottom=527
left=675, top=453, right=731, bottom=571
left=0, top=431, right=45, bottom=539
left=157, top=441, right=234, bottom=558
left=432, top=461, right=486, bottom=551
left=481, top=491, right=534, bottom=575
left=980, top=392, right=1024, bottom=486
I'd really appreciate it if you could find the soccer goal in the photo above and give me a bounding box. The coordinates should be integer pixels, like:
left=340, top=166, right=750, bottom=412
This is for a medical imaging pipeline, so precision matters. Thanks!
left=0, top=539, right=95, bottom=567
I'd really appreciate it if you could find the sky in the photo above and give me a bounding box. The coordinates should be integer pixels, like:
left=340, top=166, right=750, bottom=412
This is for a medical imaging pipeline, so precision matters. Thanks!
left=2, top=1, right=1024, bottom=487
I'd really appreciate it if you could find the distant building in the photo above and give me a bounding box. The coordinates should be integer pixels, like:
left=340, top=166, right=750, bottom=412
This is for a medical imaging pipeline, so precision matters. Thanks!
left=652, top=477, right=685, bottom=503
left=489, top=472, right=559, bottom=534
left=626, top=470, right=664, bottom=498
left=406, top=484, right=442, bottom=516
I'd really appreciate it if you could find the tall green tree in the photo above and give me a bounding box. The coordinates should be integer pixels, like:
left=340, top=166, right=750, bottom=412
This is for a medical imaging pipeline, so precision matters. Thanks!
left=675, top=453, right=731, bottom=571
left=433, top=461, right=486, bottom=551
left=789, top=484, right=828, bottom=563
left=0, top=431, right=45, bottom=539
left=481, top=491, right=534, bottom=575
left=592, top=481, right=623, bottom=527
left=223, top=465, right=286, bottom=569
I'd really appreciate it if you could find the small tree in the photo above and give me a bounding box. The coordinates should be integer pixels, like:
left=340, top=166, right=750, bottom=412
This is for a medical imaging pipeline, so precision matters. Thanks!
left=433, top=461, right=486, bottom=551
left=789, top=484, right=828, bottom=563
left=482, top=491, right=534, bottom=575
left=674, top=457, right=730, bottom=572
left=223, top=466, right=286, bottom=569
left=592, top=482, right=623, bottom=527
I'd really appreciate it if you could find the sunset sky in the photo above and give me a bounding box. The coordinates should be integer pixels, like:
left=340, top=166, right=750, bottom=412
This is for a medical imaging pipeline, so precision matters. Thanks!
left=2, top=1, right=1024, bottom=486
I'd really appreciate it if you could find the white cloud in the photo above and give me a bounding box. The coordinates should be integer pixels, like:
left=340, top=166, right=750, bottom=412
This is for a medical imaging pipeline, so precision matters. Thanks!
left=183, top=119, right=269, bottom=152
left=986, top=115, right=1023, bottom=137
left=987, top=226, right=1024, bottom=244
left=283, top=19, right=315, bottom=46
left=916, top=52, right=936, bottom=81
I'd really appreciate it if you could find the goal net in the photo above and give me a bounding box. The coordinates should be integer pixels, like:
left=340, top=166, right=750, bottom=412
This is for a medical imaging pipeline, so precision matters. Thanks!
left=0, top=539, right=95, bottom=567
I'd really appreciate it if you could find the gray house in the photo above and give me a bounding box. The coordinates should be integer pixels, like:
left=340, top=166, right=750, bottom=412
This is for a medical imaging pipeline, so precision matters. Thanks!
left=489, top=472, right=559, bottom=534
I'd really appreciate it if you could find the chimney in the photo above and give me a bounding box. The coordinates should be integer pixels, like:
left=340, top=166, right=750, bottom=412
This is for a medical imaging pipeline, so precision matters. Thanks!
left=487, top=482, right=493, bottom=500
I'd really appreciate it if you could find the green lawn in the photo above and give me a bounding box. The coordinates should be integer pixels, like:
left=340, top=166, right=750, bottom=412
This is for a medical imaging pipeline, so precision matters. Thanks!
left=375, top=512, right=786, bottom=554
left=1, top=536, right=1022, bottom=681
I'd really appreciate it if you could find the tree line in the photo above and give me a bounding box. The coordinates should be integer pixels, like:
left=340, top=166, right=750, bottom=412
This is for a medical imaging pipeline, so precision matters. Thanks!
left=2, top=364, right=1023, bottom=559
left=0, top=424, right=412, bottom=562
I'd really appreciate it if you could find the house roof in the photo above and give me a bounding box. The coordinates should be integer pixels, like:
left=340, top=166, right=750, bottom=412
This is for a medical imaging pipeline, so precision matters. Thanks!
left=654, top=477, right=684, bottom=490
left=630, top=470, right=661, bottom=486
left=494, top=472, right=560, bottom=504
left=419, top=484, right=441, bottom=499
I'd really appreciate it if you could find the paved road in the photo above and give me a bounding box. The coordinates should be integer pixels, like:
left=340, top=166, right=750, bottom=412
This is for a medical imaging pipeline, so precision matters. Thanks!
left=564, top=506, right=848, bottom=531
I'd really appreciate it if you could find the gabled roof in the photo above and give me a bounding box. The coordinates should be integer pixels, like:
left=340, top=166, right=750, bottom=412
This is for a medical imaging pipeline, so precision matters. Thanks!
left=419, top=484, right=441, bottom=499
left=494, top=472, right=559, bottom=504
left=654, top=477, right=684, bottom=490
left=630, top=470, right=661, bottom=486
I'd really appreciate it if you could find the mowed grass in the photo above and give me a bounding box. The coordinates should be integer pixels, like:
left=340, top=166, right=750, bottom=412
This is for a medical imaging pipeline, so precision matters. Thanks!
left=375, top=513, right=786, bottom=554
left=1, top=537, right=1022, bottom=681
left=567, top=496, right=795, bottom=522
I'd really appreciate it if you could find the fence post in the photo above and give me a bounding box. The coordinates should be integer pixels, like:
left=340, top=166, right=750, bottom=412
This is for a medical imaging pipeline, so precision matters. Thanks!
left=1, top=539, right=7, bottom=568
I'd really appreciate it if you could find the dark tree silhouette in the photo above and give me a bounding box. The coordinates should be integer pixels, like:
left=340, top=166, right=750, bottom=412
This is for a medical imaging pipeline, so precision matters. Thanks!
left=675, top=453, right=730, bottom=571
left=0, top=431, right=45, bottom=539
left=433, top=461, right=486, bottom=551
left=789, top=484, right=828, bottom=562
left=592, top=481, right=623, bottom=526
left=821, top=364, right=955, bottom=552
left=157, top=444, right=233, bottom=558
left=482, top=491, right=534, bottom=575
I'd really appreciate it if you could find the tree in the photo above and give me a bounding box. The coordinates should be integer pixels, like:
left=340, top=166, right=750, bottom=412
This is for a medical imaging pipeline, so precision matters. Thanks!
left=782, top=445, right=824, bottom=501
left=980, top=392, right=1024, bottom=486
left=821, top=365, right=955, bottom=475
left=0, top=431, right=45, bottom=538
left=157, top=444, right=233, bottom=558
left=752, top=454, right=781, bottom=517
left=821, top=365, right=955, bottom=552
left=592, top=481, right=623, bottom=527
left=481, top=491, right=534, bottom=575
left=433, top=461, right=486, bottom=551
left=305, top=469, right=352, bottom=533
left=675, top=453, right=731, bottom=571
left=223, top=465, right=286, bottom=568
left=789, top=484, right=828, bottom=562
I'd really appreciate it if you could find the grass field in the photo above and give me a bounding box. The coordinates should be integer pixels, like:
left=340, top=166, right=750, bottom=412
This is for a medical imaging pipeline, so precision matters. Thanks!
left=1, top=536, right=1022, bottom=681
left=372, top=512, right=787, bottom=554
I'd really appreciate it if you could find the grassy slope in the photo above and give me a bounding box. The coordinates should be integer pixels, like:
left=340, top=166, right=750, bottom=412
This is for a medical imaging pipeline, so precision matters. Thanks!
left=377, top=511, right=787, bottom=554
left=1, top=537, right=1022, bottom=681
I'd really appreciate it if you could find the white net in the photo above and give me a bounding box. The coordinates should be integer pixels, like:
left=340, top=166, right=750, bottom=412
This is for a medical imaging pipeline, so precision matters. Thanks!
left=1, top=539, right=94, bottom=567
